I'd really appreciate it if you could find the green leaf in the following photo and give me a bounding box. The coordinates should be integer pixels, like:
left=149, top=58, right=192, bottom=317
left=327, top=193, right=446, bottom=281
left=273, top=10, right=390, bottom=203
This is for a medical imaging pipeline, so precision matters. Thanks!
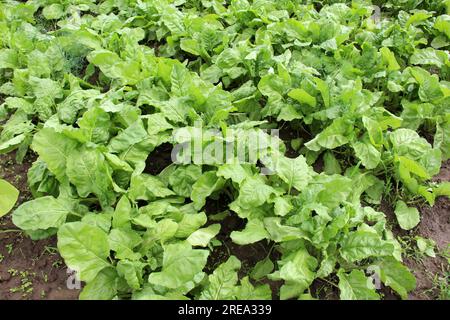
left=169, top=165, right=202, bottom=197
left=264, top=217, right=308, bottom=242
left=263, top=155, right=313, bottom=191
left=148, top=241, right=208, bottom=289
left=117, top=260, right=146, bottom=290
left=66, top=147, right=115, bottom=208
left=394, top=201, right=420, bottom=231
left=340, top=231, right=394, bottom=262
left=128, top=174, right=175, bottom=201
left=273, top=197, right=293, bottom=217
left=376, top=257, right=416, bottom=299
left=108, top=120, right=149, bottom=154
left=199, top=256, right=241, bottom=300
left=380, top=47, right=400, bottom=71
left=32, top=128, right=78, bottom=181
left=190, top=171, right=224, bottom=210
left=233, top=277, right=272, bottom=300
left=269, top=248, right=317, bottom=300
left=231, top=219, right=269, bottom=245
left=0, top=179, right=19, bottom=217
left=77, top=107, right=110, bottom=144
left=338, top=270, right=380, bottom=300
left=112, top=195, right=132, bottom=229
left=353, top=142, right=381, bottom=170
left=79, top=268, right=118, bottom=300
left=13, top=196, right=69, bottom=231
left=288, top=89, right=317, bottom=107
left=410, top=48, right=449, bottom=68
left=250, top=257, right=274, bottom=281
left=217, top=163, right=252, bottom=185
left=305, top=118, right=352, bottom=151
left=187, top=224, right=221, bottom=247
left=323, top=151, right=342, bottom=175
left=415, top=236, right=436, bottom=258
left=238, top=176, right=275, bottom=208
left=58, top=222, right=111, bottom=282
left=42, top=4, right=64, bottom=20
left=108, top=228, right=142, bottom=261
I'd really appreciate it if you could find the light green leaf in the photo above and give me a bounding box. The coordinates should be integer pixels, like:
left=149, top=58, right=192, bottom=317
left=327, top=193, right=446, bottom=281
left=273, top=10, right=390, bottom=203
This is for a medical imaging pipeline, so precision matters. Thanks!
left=199, top=256, right=241, bottom=300
left=340, top=231, right=394, bottom=262
left=187, top=224, right=221, bottom=247
left=79, top=268, right=118, bottom=300
left=58, top=222, right=111, bottom=282
left=238, top=176, right=275, bottom=208
left=169, top=165, right=202, bottom=197
left=13, top=196, right=69, bottom=231
left=190, top=171, right=224, bottom=210
left=338, top=270, right=380, bottom=300
left=148, top=241, right=208, bottom=289
left=376, top=257, right=416, bottom=299
left=263, top=154, right=313, bottom=191
left=66, top=147, right=115, bottom=208
left=288, top=88, right=317, bottom=107
left=32, top=128, right=78, bottom=180
left=0, top=179, right=19, bottom=217
left=394, top=201, right=420, bottom=231
left=231, top=219, right=269, bottom=245
left=353, top=142, right=381, bottom=170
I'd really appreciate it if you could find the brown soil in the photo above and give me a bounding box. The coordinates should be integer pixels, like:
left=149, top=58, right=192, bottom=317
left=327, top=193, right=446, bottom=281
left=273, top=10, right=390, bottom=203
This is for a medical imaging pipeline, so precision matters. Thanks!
left=0, top=152, right=80, bottom=300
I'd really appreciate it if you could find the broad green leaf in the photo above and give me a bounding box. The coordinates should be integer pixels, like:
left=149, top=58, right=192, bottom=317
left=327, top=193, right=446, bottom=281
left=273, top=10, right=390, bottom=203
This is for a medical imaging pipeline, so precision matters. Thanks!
left=187, top=224, right=221, bottom=247
left=263, top=155, right=314, bottom=191
left=66, top=147, right=115, bottom=208
left=58, top=222, right=111, bottom=282
left=190, top=171, right=225, bottom=210
left=13, top=196, right=69, bottom=231
left=117, top=260, right=146, bottom=290
left=169, top=165, right=202, bottom=197
left=112, top=196, right=132, bottom=229
left=128, top=174, right=175, bottom=201
left=233, top=277, right=272, bottom=300
left=394, top=201, right=420, bottom=230
left=250, top=257, right=274, bottom=281
left=380, top=47, right=400, bottom=71
left=42, top=4, right=64, bottom=20
left=148, top=241, right=208, bottom=289
left=0, top=179, right=19, bottom=217
left=323, top=151, right=342, bottom=175
left=376, top=257, right=416, bottom=299
left=410, top=48, right=448, bottom=68
left=231, top=219, right=269, bottom=245
left=269, top=249, right=317, bottom=300
left=32, top=128, right=78, bottom=180
left=305, top=118, right=352, bottom=151
left=338, top=270, right=380, bottom=300
left=238, top=176, right=275, bottom=208
left=108, top=120, right=148, bottom=154
left=77, top=107, right=110, bottom=144
left=199, top=256, right=241, bottom=300
left=340, top=231, right=394, bottom=262
left=217, top=163, right=252, bottom=185
left=79, top=268, right=118, bottom=300
left=288, top=88, right=317, bottom=107
left=108, top=228, right=142, bottom=261
left=353, top=142, right=381, bottom=170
